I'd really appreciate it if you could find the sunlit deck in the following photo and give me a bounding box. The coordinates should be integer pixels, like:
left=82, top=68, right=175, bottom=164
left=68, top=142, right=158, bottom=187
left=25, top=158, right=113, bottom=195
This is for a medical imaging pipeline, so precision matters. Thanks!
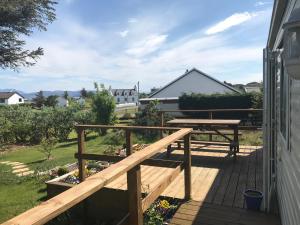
left=105, top=144, right=263, bottom=209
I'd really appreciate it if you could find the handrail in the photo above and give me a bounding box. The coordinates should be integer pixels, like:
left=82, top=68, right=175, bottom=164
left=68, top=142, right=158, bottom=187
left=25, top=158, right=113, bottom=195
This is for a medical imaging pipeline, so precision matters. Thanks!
left=3, top=128, right=192, bottom=225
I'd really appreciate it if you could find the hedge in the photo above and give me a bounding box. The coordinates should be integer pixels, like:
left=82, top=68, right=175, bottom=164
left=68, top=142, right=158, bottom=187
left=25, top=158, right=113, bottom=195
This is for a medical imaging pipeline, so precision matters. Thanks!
left=178, top=93, right=263, bottom=125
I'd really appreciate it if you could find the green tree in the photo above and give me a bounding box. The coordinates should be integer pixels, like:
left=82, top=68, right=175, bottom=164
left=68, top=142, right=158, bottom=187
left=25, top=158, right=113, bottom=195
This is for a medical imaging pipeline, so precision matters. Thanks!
left=45, top=95, right=58, bottom=107
left=92, top=83, right=116, bottom=135
left=0, top=0, right=57, bottom=70
left=63, top=91, right=69, bottom=100
left=80, top=88, right=87, bottom=98
left=33, top=90, right=45, bottom=108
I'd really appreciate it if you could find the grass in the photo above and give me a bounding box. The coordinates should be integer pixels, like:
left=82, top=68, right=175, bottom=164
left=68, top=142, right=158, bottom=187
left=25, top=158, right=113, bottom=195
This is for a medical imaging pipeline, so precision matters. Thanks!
left=0, top=164, right=47, bottom=223
left=0, top=129, right=262, bottom=223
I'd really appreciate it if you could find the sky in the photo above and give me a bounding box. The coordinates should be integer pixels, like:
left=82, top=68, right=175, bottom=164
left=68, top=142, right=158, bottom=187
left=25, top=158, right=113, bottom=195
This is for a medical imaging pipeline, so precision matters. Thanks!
left=0, top=0, right=273, bottom=92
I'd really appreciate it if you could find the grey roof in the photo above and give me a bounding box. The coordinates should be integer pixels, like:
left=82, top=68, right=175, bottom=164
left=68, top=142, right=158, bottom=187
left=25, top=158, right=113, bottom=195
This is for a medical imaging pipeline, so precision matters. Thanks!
left=0, top=92, right=25, bottom=99
left=148, top=68, right=240, bottom=98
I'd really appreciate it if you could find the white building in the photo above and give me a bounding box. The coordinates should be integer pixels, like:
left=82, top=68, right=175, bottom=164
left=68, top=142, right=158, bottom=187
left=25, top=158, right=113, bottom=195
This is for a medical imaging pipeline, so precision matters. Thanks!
left=56, top=97, right=69, bottom=107
left=109, top=86, right=138, bottom=105
left=264, top=1, right=300, bottom=225
left=0, top=92, right=25, bottom=105
left=140, top=68, right=239, bottom=111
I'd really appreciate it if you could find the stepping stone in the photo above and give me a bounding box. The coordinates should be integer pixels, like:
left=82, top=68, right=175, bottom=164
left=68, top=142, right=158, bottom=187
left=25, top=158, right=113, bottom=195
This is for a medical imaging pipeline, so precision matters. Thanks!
left=12, top=168, right=29, bottom=173
left=16, top=171, right=34, bottom=177
left=13, top=165, right=27, bottom=169
left=0, top=161, right=10, bottom=164
left=7, top=162, right=23, bottom=166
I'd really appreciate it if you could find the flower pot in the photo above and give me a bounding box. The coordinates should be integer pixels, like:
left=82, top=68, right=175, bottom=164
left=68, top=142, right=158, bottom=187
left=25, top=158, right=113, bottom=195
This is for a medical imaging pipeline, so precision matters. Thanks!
left=243, top=189, right=263, bottom=210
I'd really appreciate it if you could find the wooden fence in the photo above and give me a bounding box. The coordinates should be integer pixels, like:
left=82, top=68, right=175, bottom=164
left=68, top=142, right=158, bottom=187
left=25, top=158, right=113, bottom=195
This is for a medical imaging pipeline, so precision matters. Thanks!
left=3, top=125, right=192, bottom=225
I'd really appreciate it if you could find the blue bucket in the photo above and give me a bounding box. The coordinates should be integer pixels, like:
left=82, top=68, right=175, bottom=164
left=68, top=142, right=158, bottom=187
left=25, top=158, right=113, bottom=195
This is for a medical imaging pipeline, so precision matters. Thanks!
left=243, top=189, right=263, bottom=210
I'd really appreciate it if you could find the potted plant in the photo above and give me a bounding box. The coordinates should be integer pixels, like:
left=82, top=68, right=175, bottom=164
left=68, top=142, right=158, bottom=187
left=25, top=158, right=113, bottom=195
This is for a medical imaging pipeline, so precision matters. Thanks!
left=243, top=189, right=263, bottom=210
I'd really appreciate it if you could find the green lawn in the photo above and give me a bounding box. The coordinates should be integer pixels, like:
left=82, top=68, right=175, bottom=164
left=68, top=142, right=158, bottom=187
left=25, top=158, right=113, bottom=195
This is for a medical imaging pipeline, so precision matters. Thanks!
left=0, top=131, right=124, bottom=223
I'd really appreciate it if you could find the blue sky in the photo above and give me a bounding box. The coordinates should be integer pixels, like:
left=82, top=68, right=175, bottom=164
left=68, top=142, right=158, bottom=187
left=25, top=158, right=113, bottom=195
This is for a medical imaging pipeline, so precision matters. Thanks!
left=0, top=0, right=273, bottom=92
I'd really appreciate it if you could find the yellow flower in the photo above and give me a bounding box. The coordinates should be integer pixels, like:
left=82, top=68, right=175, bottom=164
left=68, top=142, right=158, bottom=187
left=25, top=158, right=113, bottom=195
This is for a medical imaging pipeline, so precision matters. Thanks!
left=159, top=200, right=170, bottom=209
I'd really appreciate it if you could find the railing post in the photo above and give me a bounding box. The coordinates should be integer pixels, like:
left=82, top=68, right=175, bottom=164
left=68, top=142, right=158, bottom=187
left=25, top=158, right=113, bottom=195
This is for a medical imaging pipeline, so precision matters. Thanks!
left=159, top=111, right=164, bottom=138
left=77, top=127, right=86, bottom=182
left=184, top=133, right=191, bottom=200
left=126, top=128, right=143, bottom=225
left=126, top=129, right=132, bottom=156
left=209, top=111, right=213, bottom=141
left=127, top=165, right=143, bottom=225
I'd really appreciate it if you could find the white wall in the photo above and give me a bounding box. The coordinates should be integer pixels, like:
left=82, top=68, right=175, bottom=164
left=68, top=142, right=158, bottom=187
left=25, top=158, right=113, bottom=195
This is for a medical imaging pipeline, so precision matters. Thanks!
left=114, top=91, right=138, bottom=104
left=57, top=97, right=68, bottom=107
left=269, top=1, right=300, bottom=225
left=152, top=70, right=235, bottom=98
left=7, top=93, right=24, bottom=105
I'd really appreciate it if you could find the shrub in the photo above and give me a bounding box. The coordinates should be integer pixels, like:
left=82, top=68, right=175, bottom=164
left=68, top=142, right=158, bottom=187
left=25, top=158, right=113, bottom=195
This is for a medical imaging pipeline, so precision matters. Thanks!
left=135, top=100, right=160, bottom=139
left=92, top=83, right=116, bottom=135
left=178, top=93, right=263, bottom=124
left=39, top=136, right=58, bottom=160
left=57, top=167, right=69, bottom=176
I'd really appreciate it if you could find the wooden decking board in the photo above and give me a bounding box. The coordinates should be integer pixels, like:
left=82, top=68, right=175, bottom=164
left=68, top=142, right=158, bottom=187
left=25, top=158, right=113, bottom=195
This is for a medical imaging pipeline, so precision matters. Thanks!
left=246, top=148, right=257, bottom=190
left=170, top=201, right=281, bottom=225
left=210, top=154, right=235, bottom=205
left=104, top=145, right=264, bottom=211
left=233, top=148, right=251, bottom=208
left=256, top=147, right=263, bottom=191
left=222, top=148, right=245, bottom=207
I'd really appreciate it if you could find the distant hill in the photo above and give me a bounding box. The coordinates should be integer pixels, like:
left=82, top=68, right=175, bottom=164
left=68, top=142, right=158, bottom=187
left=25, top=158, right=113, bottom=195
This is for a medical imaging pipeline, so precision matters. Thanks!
left=0, top=89, right=83, bottom=100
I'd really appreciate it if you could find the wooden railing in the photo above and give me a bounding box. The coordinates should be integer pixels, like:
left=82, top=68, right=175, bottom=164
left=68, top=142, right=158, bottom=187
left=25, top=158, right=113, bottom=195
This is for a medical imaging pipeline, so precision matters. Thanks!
left=3, top=125, right=192, bottom=225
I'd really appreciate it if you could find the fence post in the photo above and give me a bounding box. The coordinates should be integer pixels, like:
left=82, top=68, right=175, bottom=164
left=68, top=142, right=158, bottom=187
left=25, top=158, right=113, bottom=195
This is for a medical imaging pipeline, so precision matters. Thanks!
left=159, top=111, right=164, bottom=138
left=126, top=129, right=132, bottom=156
left=184, top=134, right=191, bottom=200
left=77, top=127, right=86, bottom=182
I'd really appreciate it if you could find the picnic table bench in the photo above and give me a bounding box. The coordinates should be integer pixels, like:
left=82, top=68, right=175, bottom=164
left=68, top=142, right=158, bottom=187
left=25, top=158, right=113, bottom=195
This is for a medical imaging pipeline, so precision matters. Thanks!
left=166, top=119, right=241, bottom=159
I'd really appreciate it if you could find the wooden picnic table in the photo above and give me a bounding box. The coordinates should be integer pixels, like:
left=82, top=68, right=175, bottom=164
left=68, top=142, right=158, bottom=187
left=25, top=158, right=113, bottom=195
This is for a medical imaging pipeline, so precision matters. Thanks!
left=166, top=119, right=241, bottom=159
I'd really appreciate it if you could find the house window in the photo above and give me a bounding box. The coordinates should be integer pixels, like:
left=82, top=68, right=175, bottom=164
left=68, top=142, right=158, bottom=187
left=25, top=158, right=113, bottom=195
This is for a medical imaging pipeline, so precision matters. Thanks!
left=117, top=98, right=120, bottom=103
left=279, top=59, right=290, bottom=149
left=132, top=97, right=135, bottom=102
left=0, top=99, right=4, bottom=103
left=125, top=97, right=128, bottom=102
left=19, top=98, right=22, bottom=102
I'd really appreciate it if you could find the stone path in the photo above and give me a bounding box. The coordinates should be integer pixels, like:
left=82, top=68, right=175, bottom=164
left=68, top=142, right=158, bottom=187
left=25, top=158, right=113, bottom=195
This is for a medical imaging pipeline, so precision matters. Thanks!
left=0, top=161, right=34, bottom=177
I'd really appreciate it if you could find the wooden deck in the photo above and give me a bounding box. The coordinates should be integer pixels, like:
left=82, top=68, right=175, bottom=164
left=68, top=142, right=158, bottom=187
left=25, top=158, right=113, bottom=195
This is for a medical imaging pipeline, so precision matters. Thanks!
left=169, top=200, right=281, bottom=225
left=105, top=144, right=263, bottom=209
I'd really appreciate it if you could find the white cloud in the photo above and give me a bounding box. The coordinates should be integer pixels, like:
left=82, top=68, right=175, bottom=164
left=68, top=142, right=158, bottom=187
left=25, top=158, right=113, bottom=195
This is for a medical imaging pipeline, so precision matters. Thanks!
left=128, top=18, right=138, bottom=23
left=2, top=6, right=271, bottom=92
left=205, top=12, right=256, bottom=35
left=255, top=1, right=272, bottom=7
left=119, top=30, right=129, bottom=38
left=125, top=34, right=168, bottom=57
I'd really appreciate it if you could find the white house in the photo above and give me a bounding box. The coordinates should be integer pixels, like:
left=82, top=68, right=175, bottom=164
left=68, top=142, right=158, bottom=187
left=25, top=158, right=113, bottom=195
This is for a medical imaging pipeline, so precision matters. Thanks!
left=56, top=96, right=69, bottom=107
left=264, top=1, right=300, bottom=225
left=140, top=68, right=239, bottom=111
left=109, top=86, right=138, bottom=105
left=0, top=92, right=25, bottom=105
